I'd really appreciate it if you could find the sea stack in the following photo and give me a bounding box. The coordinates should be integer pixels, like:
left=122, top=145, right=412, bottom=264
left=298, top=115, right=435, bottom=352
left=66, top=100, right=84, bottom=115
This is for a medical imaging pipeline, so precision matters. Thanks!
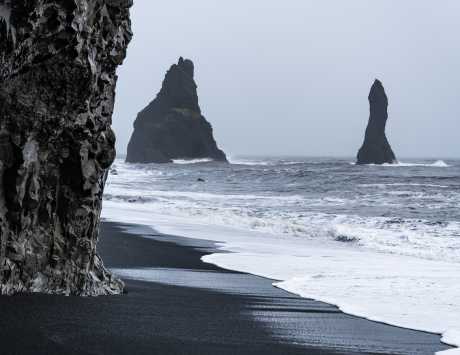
left=0, top=1, right=132, bottom=295
left=357, top=80, right=397, bottom=164
left=126, top=58, right=227, bottom=163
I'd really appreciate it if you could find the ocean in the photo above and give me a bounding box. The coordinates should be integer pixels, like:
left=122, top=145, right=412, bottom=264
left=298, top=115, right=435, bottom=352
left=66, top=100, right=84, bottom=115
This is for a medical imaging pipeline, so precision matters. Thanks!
left=102, top=156, right=460, bottom=354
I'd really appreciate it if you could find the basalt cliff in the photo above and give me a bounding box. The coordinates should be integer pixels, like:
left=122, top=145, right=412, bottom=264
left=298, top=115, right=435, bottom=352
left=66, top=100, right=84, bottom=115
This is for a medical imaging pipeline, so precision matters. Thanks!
left=126, top=58, right=227, bottom=163
left=0, top=0, right=132, bottom=295
left=357, top=80, right=397, bottom=165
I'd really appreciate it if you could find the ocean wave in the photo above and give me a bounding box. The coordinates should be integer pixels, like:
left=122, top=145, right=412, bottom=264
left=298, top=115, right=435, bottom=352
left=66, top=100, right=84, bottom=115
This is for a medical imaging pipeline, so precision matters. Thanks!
left=360, top=183, right=450, bottom=189
left=383, top=160, right=451, bottom=167
left=230, top=160, right=271, bottom=166
left=105, top=188, right=304, bottom=203
left=172, top=158, right=214, bottom=164
left=229, top=158, right=304, bottom=166
left=102, top=202, right=460, bottom=354
left=351, top=160, right=451, bottom=167
left=103, top=157, right=460, bottom=354
left=102, top=195, right=460, bottom=263
left=272, top=265, right=460, bottom=354
left=104, top=157, right=460, bottom=262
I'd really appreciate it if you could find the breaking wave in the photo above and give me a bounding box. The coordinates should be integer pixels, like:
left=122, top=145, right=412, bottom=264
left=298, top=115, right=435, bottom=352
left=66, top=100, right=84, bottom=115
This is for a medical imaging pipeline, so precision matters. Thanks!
left=104, top=157, right=460, bottom=353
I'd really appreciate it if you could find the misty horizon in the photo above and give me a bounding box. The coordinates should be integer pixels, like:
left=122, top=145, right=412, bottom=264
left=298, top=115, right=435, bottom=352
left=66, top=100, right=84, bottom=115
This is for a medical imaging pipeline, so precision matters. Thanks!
left=113, top=1, right=459, bottom=159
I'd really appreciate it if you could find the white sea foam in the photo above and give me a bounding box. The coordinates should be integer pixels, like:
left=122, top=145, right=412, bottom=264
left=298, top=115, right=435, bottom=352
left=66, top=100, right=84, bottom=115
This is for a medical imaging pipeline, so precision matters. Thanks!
left=102, top=202, right=460, bottom=353
left=432, top=160, right=451, bottom=167
left=204, top=247, right=460, bottom=354
left=383, top=160, right=451, bottom=167
left=103, top=197, right=460, bottom=262
left=229, top=157, right=304, bottom=166
left=229, top=158, right=273, bottom=166
left=105, top=186, right=304, bottom=203
left=360, top=183, right=450, bottom=189
left=351, top=160, right=451, bottom=167
left=172, top=158, right=214, bottom=164
left=102, top=158, right=460, bottom=353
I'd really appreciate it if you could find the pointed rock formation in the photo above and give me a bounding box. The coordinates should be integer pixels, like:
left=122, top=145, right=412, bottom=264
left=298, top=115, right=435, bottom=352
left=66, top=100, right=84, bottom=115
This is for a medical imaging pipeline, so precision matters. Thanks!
left=0, top=1, right=132, bottom=295
left=357, top=80, right=397, bottom=164
left=126, top=58, right=227, bottom=163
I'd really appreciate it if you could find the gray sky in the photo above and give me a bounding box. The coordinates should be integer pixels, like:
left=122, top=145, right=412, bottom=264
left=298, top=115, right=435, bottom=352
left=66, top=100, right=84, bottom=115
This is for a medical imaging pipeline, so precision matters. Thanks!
left=113, top=0, right=459, bottom=159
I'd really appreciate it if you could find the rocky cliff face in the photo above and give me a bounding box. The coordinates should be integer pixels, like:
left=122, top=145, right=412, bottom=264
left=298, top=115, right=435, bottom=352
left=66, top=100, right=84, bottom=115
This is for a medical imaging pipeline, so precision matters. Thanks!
left=357, top=80, right=397, bottom=165
left=126, top=58, right=227, bottom=163
left=0, top=0, right=132, bottom=295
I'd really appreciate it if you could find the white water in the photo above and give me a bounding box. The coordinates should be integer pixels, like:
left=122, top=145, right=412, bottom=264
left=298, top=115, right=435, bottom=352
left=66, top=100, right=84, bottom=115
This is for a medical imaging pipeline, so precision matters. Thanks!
left=103, top=157, right=460, bottom=353
left=229, top=157, right=305, bottom=166
left=102, top=201, right=460, bottom=354
left=385, top=160, right=451, bottom=168
left=172, top=158, right=214, bottom=164
left=104, top=185, right=460, bottom=263
left=350, top=160, right=451, bottom=167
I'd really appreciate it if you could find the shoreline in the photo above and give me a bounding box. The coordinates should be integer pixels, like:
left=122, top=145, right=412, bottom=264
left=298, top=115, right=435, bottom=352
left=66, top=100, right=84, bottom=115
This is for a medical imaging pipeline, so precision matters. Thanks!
left=0, top=220, right=451, bottom=354
left=105, top=221, right=450, bottom=354
left=102, top=198, right=460, bottom=354
left=202, top=244, right=460, bottom=352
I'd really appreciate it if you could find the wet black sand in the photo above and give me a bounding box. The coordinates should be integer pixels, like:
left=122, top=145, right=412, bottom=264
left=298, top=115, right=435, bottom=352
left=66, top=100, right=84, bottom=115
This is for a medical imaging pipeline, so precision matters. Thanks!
left=0, top=221, right=451, bottom=355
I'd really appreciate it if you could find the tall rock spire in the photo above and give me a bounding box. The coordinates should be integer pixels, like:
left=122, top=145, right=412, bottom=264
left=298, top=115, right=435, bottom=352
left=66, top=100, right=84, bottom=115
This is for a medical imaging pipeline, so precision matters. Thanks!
left=0, top=0, right=132, bottom=295
left=126, top=57, right=227, bottom=164
left=357, top=80, right=397, bottom=164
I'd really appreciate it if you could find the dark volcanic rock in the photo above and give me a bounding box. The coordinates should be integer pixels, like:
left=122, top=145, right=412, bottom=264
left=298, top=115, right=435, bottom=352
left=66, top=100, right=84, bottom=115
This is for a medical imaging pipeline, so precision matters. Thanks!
left=126, top=58, right=227, bottom=163
left=357, top=80, right=397, bottom=165
left=0, top=0, right=132, bottom=295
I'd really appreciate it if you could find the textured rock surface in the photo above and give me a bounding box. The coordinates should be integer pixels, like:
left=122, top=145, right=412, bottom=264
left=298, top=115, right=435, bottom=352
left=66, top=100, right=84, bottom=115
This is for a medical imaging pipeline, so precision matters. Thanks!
left=126, top=57, right=227, bottom=163
left=357, top=80, right=397, bottom=164
left=0, top=0, right=132, bottom=295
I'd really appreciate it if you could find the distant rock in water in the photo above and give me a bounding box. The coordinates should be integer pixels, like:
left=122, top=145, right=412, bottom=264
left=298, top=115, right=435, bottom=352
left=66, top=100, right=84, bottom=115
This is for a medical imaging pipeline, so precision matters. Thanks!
left=357, top=80, right=397, bottom=165
left=126, top=58, right=227, bottom=164
left=0, top=1, right=132, bottom=295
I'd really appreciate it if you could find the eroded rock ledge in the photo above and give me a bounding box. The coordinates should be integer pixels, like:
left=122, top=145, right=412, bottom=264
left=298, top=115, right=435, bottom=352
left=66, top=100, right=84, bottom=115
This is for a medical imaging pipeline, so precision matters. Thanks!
left=0, top=0, right=132, bottom=295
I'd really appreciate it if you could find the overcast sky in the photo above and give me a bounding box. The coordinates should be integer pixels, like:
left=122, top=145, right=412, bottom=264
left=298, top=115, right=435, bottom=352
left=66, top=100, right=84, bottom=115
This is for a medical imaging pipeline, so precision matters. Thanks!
left=113, top=0, right=459, bottom=159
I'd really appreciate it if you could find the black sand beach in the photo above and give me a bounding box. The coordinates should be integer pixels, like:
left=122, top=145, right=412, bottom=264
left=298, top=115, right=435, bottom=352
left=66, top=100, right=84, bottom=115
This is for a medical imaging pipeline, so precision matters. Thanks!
left=0, top=221, right=451, bottom=355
